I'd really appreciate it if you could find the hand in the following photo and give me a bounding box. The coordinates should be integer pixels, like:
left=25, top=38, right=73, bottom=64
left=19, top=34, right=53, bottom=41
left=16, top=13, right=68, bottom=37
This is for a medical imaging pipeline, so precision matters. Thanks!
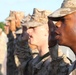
left=22, top=32, right=29, bottom=41
left=48, top=19, right=57, bottom=47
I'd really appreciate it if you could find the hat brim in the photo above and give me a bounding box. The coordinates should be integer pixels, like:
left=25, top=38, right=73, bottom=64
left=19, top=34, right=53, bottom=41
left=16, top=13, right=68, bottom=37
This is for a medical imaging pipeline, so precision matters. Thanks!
left=5, top=16, right=15, bottom=21
left=5, top=17, right=12, bottom=21
left=15, top=29, right=22, bottom=34
left=48, top=7, right=76, bottom=19
left=22, top=21, right=42, bottom=28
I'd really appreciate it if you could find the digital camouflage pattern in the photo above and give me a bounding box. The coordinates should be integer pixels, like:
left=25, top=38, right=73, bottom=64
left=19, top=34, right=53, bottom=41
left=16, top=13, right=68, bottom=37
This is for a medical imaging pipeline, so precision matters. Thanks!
left=21, top=8, right=51, bottom=28
left=18, top=44, right=72, bottom=75
left=68, top=60, right=76, bottom=75
left=43, top=44, right=71, bottom=75
left=27, top=53, right=51, bottom=75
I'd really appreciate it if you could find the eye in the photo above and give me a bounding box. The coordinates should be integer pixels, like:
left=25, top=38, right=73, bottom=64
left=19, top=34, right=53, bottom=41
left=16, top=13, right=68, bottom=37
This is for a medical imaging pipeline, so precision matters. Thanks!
left=60, top=18, right=65, bottom=22
left=29, top=27, right=35, bottom=29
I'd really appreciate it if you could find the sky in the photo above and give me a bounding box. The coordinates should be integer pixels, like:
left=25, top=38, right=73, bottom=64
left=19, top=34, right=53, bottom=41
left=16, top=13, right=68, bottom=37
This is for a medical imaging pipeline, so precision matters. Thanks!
left=0, top=0, right=63, bottom=22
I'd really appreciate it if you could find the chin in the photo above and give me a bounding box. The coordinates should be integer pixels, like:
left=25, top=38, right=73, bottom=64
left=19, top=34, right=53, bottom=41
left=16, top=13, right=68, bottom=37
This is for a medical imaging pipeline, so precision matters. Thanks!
left=30, top=42, right=37, bottom=46
left=58, top=40, right=67, bottom=46
left=57, top=39, right=63, bottom=45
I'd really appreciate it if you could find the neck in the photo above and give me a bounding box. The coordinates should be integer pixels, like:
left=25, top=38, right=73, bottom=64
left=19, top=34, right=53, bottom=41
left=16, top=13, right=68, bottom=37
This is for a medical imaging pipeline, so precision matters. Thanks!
left=49, top=44, right=60, bottom=60
left=68, top=42, right=76, bottom=55
left=38, top=42, right=49, bottom=56
left=70, top=45, right=76, bottom=55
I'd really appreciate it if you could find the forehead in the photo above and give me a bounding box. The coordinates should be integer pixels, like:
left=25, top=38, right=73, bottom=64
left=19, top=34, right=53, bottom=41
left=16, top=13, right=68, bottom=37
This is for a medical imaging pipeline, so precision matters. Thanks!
left=23, top=24, right=44, bottom=29
left=64, top=12, right=76, bottom=20
left=6, top=20, right=11, bottom=22
left=6, top=20, right=13, bottom=23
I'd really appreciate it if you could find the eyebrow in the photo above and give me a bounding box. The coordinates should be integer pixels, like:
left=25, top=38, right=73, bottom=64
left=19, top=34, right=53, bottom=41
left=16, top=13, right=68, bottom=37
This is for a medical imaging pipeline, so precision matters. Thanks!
left=49, top=17, right=64, bottom=21
left=29, top=27, right=35, bottom=28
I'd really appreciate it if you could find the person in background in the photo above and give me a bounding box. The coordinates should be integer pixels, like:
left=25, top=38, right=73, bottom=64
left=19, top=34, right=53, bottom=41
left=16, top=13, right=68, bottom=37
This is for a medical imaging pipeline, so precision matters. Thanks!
left=5, top=11, right=23, bottom=75
left=14, top=14, right=39, bottom=75
left=0, top=28, right=8, bottom=75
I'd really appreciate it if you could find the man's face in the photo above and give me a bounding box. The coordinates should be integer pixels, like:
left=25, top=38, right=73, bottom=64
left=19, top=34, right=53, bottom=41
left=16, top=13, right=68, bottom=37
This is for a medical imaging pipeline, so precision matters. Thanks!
left=4, top=21, right=11, bottom=34
left=26, top=25, right=48, bottom=46
left=55, top=12, right=76, bottom=47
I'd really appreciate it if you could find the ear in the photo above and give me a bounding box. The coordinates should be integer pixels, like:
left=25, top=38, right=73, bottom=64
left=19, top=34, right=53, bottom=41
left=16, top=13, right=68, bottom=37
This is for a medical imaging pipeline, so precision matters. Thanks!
left=44, top=24, right=49, bottom=33
left=42, top=24, right=49, bottom=37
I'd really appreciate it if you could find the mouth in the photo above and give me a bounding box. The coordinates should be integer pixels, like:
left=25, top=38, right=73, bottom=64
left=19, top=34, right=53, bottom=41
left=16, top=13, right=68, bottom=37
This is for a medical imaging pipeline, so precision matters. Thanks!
left=29, top=35, right=33, bottom=39
left=28, top=36, right=32, bottom=43
left=55, top=31, right=60, bottom=39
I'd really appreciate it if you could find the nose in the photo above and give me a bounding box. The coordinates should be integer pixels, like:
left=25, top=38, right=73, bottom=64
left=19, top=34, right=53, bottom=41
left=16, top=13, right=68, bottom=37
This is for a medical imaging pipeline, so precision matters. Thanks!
left=26, top=28, right=33, bottom=34
left=5, top=21, right=10, bottom=26
left=55, top=21, right=61, bottom=28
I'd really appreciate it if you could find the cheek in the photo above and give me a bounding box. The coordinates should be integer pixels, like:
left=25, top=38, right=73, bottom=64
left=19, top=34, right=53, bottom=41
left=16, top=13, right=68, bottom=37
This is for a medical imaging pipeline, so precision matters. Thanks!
left=34, top=32, right=44, bottom=41
left=67, top=24, right=76, bottom=34
left=70, top=26, right=76, bottom=37
left=62, top=26, right=75, bottom=41
left=73, top=25, right=76, bottom=33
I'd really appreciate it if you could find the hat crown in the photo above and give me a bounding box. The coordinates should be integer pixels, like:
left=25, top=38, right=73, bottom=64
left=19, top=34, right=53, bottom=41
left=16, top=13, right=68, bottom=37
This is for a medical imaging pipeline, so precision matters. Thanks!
left=61, top=0, right=76, bottom=8
left=5, top=11, right=25, bottom=21
left=48, top=0, right=76, bottom=18
left=31, top=8, right=51, bottom=24
left=21, top=14, right=31, bottom=23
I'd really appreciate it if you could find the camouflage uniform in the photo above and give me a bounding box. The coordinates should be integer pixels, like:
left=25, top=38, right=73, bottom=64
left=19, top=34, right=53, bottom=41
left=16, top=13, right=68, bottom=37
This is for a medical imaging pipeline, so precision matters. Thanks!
left=47, top=44, right=71, bottom=75
left=18, top=50, right=51, bottom=75
left=68, top=60, right=76, bottom=75
left=27, top=53, right=51, bottom=75
left=18, top=44, right=71, bottom=75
